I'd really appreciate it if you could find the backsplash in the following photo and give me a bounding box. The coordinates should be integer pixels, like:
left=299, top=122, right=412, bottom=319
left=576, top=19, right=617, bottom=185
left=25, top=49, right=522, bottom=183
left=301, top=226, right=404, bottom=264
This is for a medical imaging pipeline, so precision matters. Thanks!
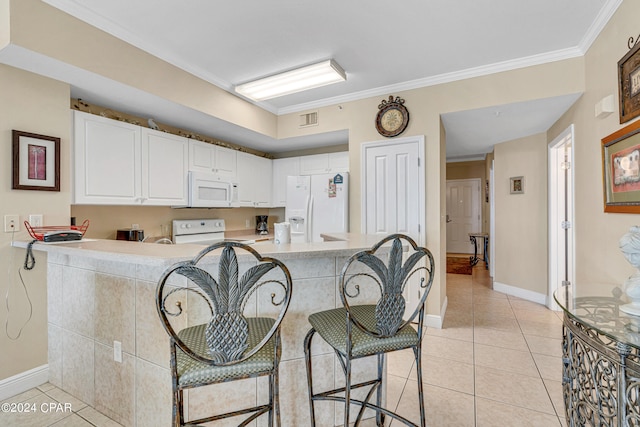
left=70, top=205, right=284, bottom=240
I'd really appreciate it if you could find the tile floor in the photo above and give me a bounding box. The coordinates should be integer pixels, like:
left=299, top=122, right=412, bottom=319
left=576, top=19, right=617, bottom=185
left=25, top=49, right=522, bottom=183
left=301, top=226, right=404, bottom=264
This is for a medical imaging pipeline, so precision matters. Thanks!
left=1, top=264, right=567, bottom=426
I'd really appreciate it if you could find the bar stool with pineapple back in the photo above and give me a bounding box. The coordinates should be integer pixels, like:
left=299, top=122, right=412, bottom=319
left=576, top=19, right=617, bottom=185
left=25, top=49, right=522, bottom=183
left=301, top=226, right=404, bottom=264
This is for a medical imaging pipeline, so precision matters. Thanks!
left=156, top=241, right=292, bottom=427
left=304, top=234, right=434, bottom=426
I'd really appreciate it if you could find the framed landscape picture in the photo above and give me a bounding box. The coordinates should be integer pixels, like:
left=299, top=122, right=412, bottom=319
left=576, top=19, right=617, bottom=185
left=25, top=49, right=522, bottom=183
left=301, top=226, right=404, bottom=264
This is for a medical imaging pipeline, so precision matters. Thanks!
left=602, top=119, right=640, bottom=212
left=12, top=130, right=60, bottom=191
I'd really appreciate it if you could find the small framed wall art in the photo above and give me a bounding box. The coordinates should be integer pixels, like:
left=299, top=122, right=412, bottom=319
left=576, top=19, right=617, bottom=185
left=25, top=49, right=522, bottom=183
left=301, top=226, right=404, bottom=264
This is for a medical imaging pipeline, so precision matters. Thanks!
left=12, top=130, right=60, bottom=191
left=602, top=118, right=640, bottom=213
left=510, top=176, right=524, bottom=194
left=618, top=40, right=640, bottom=123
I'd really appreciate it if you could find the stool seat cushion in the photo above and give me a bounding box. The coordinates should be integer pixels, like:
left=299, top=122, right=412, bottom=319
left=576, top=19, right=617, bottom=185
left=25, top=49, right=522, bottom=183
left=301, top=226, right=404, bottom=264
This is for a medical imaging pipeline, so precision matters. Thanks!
left=308, top=305, right=418, bottom=358
left=176, top=317, right=276, bottom=386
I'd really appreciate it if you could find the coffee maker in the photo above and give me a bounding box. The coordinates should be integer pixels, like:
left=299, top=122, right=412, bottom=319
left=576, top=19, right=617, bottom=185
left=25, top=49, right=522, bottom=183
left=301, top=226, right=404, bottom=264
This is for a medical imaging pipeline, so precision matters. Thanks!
left=256, top=215, right=268, bottom=235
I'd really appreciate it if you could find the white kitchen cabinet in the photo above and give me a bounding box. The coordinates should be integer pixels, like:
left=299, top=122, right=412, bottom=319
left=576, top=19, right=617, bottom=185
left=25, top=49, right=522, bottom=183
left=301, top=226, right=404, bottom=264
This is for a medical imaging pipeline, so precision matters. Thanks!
left=141, top=128, right=188, bottom=205
left=74, top=111, right=142, bottom=204
left=299, top=152, right=349, bottom=175
left=188, top=139, right=237, bottom=180
left=73, top=111, right=188, bottom=205
left=237, top=152, right=273, bottom=207
left=271, top=157, right=300, bottom=207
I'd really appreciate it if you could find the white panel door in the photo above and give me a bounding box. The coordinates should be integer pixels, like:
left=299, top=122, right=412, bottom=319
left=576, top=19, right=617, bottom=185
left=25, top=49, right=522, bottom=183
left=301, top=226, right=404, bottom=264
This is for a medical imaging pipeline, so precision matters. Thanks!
left=362, top=138, right=423, bottom=241
left=362, top=136, right=425, bottom=318
left=446, top=179, right=481, bottom=253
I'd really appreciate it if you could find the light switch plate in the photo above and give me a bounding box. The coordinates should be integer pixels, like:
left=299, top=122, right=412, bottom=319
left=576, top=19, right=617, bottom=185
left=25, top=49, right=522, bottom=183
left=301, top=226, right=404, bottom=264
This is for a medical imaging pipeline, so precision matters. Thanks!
left=29, top=214, right=43, bottom=227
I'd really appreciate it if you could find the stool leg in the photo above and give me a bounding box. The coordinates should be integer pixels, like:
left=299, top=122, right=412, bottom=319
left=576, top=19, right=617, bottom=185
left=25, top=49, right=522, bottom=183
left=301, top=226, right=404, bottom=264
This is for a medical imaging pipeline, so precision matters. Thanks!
left=273, top=331, right=282, bottom=427
left=344, top=355, right=352, bottom=427
left=268, top=374, right=275, bottom=427
left=376, top=353, right=384, bottom=426
left=413, top=346, right=426, bottom=427
left=304, top=328, right=317, bottom=427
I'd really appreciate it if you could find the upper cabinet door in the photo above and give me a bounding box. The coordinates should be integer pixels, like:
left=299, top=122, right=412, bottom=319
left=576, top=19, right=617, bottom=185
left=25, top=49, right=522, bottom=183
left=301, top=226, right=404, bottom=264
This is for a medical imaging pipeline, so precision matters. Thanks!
left=299, top=152, right=349, bottom=175
left=188, top=140, right=237, bottom=180
left=328, top=152, right=349, bottom=172
left=214, top=146, right=238, bottom=179
left=141, top=129, right=188, bottom=205
left=73, top=111, right=142, bottom=204
left=299, top=154, right=330, bottom=175
left=271, top=157, right=300, bottom=207
left=237, top=152, right=273, bottom=207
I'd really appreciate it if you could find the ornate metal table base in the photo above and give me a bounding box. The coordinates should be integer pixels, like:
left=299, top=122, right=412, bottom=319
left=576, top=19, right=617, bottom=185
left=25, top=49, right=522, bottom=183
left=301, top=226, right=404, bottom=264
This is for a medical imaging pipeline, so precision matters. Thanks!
left=468, top=233, right=489, bottom=269
left=562, top=311, right=640, bottom=426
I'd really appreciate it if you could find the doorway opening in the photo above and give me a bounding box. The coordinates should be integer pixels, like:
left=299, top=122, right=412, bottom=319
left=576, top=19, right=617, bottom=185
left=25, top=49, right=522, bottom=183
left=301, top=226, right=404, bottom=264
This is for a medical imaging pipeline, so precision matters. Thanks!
left=548, top=125, right=575, bottom=310
left=446, top=178, right=482, bottom=254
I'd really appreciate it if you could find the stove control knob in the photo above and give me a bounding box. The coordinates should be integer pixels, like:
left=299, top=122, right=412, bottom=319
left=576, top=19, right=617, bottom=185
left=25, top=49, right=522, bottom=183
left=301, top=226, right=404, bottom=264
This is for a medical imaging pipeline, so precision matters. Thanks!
left=185, top=224, right=192, bottom=229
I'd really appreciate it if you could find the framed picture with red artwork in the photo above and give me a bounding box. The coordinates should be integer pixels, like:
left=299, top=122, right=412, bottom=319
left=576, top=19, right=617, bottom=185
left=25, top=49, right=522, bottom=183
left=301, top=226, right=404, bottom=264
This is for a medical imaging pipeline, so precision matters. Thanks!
left=12, top=130, right=60, bottom=191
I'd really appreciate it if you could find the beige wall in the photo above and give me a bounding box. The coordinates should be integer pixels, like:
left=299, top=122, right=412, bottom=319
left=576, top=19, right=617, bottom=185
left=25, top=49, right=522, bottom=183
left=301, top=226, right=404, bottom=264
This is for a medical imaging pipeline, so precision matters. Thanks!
left=0, top=64, right=71, bottom=379
left=547, top=0, right=640, bottom=293
left=493, top=133, right=548, bottom=294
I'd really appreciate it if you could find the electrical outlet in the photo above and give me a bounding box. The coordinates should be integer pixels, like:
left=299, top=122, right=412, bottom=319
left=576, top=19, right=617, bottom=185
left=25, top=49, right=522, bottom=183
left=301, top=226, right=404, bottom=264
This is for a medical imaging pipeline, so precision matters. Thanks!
left=4, top=215, right=19, bottom=233
left=114, top=340, right=122, bottom=363
left=29, top=214, right=43, bottom=227
left=245, top=219, right=250, bottom=228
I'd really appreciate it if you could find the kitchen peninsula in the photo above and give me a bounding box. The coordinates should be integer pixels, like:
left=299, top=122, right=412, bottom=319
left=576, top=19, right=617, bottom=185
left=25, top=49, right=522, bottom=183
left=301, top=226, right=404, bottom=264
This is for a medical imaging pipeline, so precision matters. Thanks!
left=19, top=234, right=388, bottom=427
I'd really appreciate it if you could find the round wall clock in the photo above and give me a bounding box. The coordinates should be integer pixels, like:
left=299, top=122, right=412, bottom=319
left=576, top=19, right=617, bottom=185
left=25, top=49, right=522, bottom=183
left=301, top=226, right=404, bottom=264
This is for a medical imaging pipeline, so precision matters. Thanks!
left=375, top=96, right=409, bottom=137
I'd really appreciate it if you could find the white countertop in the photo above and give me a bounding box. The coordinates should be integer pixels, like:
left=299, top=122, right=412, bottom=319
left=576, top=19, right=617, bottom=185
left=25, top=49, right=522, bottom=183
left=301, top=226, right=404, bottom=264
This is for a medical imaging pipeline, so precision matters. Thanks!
left=13, top=233, right=389, bottom=266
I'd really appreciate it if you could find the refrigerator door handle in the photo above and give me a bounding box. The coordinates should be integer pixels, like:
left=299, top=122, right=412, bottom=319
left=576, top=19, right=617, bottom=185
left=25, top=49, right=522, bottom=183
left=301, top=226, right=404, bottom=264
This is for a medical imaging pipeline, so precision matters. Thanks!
left=307, top=195, right=313, bottom=243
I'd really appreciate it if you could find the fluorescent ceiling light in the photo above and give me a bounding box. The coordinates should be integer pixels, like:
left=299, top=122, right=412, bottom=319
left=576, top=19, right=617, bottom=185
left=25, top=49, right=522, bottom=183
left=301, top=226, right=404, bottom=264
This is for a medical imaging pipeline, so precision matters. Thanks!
left=235, top=59, right=346, bottom=101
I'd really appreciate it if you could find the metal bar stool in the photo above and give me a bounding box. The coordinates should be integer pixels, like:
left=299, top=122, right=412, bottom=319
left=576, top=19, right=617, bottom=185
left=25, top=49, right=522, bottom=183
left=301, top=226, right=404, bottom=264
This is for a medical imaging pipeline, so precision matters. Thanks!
left=304, top=234, right=434, bottom=426
left=156, top=241, right=292, bottom=427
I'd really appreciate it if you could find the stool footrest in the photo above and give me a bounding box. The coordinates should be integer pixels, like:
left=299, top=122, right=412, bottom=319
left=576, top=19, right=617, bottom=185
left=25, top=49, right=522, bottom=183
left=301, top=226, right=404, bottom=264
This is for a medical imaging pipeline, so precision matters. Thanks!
left=185, top=404, right=271, bottom=427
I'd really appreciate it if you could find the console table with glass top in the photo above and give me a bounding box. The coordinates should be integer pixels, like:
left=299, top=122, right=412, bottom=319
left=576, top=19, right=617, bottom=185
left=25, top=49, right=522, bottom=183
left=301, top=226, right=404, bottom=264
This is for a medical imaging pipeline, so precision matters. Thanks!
left=468, top=232, right=489, bottom=269
left=554, top=285, right=640, bottom=426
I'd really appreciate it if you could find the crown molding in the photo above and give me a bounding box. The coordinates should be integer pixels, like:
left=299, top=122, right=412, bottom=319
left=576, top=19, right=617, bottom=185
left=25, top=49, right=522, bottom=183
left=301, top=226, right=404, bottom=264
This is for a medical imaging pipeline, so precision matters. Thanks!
left=43, top=0, right=623, bottom=118
left=578, top=0, right=622, bottom=53
left=277, top=46, right=584, bottom=115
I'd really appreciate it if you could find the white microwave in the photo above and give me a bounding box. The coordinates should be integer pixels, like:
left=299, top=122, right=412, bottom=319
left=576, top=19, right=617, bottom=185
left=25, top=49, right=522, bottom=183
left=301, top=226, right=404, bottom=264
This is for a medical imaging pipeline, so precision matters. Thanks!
left=187, top=171, right=239, bottom=208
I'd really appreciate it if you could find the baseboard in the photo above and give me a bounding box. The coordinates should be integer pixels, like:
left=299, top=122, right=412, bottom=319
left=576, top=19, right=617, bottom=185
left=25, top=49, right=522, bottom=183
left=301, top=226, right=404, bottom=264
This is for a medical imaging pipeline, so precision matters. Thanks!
left=493, top=281, right=547, bottom=305
left=0, top=364, right=49, bottom=401
left=425, top=296, right=447, bottom=329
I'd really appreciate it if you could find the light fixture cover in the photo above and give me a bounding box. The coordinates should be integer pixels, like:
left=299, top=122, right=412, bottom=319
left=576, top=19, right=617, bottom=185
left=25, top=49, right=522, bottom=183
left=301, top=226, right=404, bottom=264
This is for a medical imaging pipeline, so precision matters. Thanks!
left=235, top=59, right=346, bottom=101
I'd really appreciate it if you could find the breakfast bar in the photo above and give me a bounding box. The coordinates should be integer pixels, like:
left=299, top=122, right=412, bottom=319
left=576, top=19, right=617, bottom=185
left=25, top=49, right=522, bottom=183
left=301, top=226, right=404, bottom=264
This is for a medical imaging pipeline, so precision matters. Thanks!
left=24, top=234, right=388, bottom=427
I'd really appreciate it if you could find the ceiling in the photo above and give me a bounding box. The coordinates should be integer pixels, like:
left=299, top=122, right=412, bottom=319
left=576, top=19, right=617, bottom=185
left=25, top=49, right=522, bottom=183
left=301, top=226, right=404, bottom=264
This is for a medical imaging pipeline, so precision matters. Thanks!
left=11, top=0, right=620, bottom=156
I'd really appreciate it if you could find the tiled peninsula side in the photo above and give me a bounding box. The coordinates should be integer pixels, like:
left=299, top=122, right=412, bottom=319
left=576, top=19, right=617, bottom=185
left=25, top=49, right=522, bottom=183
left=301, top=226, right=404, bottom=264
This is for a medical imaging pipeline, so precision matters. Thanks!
left=27, top=236, right=387, bottom=427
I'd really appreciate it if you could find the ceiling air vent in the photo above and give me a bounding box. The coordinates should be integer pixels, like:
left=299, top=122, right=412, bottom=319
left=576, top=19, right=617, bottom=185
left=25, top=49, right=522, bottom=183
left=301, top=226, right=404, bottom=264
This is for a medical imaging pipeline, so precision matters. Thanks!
left=299, top=111, right=318, bottom=127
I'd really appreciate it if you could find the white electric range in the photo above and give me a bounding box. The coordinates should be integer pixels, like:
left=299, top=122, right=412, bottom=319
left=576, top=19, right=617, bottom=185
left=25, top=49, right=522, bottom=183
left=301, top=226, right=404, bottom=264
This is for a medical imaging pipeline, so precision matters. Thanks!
left=172, top=219, right=226, bottom=245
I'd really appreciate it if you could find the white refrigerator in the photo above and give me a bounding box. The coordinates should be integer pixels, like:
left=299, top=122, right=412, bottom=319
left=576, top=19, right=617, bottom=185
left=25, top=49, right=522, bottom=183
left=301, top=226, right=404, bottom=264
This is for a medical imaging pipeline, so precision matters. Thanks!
left=285, top=172, right=349, bottom=243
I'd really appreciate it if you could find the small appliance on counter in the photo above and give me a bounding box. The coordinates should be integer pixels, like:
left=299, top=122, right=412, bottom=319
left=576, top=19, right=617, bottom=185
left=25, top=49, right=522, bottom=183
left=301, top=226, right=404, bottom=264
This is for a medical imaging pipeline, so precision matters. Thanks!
left=256, top=215, right=269, bottom=235
left=116, top=228, right=145, bottom=242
